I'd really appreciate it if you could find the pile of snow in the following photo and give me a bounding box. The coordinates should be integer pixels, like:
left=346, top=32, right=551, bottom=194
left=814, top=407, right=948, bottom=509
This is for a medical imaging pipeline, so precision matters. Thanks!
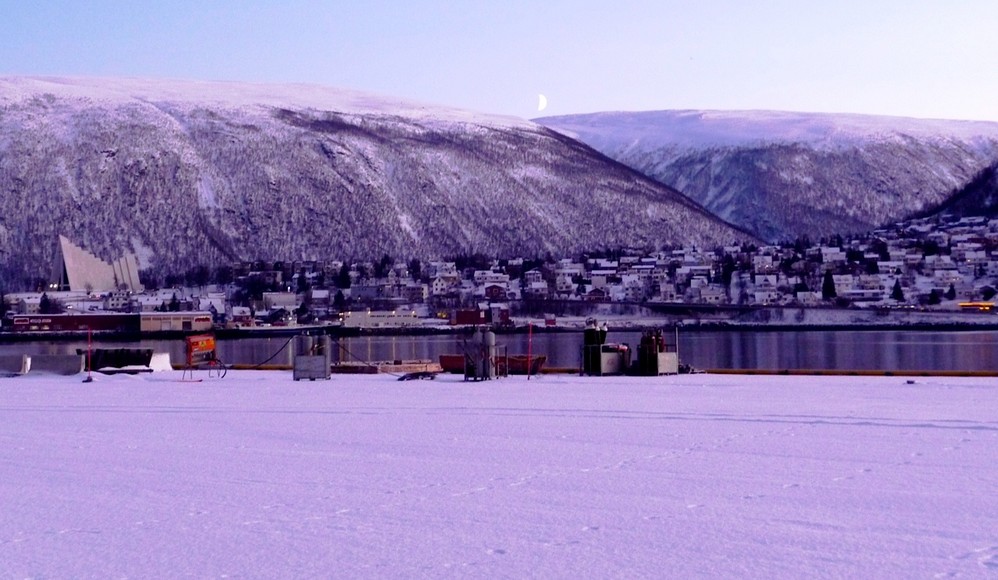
left=1, top=370, right=995, bottom=576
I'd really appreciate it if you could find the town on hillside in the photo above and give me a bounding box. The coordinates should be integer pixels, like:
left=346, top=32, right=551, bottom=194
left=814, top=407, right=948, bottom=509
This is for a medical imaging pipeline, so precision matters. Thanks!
left=4, top=214, right=998, bottom=333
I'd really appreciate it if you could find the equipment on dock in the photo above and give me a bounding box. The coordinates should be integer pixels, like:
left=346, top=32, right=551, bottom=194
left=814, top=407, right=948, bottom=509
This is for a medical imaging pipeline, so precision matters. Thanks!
left=293, top=333, right=332, bottom=381
left=582, top=320, right=681, bottom=376
left=636, top=328, right=680, bottom=375
left=581, top=319, right=630, bottom=376
left=464, top=327, right=500, bottom=381
left=182, top=334, right=226, bottom=380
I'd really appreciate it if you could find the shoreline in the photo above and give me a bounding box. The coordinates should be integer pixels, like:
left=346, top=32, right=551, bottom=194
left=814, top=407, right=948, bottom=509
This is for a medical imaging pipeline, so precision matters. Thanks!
left=4, top=319, right=998, bottom=343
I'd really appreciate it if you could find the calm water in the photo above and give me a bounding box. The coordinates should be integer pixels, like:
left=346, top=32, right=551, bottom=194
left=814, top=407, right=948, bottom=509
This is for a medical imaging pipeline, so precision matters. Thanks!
left=4, top=329, right=998, bottom=372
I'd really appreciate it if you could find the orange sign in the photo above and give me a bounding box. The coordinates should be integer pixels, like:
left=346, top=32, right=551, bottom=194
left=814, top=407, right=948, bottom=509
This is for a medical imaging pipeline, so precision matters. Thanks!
left=186, top=334, right=217, bottom=365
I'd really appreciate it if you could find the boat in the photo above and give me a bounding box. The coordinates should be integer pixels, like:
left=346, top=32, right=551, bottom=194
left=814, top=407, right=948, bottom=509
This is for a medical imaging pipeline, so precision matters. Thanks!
left=500, top=354, right=547, bottom=375
left=438, top=353, right=546, bottom=375
left=439, top=354, right=466, bottom=373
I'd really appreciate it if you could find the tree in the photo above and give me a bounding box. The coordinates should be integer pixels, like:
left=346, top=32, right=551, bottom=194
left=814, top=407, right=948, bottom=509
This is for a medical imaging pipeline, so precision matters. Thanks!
left=408, top=258, right=422, bottom=282
left=139, top=269, right=161, bottom=291
left=186, top=265, right=210, bottom=289
left=297, top=267, right=310, bottom=294
left=295, top=300, right=312, bottom=323
left=336, top=263, right=352, bottom=288
left=213, top=265, right=234, bottom=286
left=333, top=290, right=347, bottom=312
left=821, top=270, right=837, bottom=300
left=890, top=278, right=905, bottom=302
left=927, top=289, right=941, bottom=305
left=39, top=293, right=63, bottom=314
left=374, top=254, right=394, bottom=278
left=239, top=275, right=268, bottom=302
left=870, top=238, right=890, bottom=262
left=945, top=283, right=956, bottom=301
left=720, top=254, right=737, bottom=288
left=982, top=286, right=997, bottom=301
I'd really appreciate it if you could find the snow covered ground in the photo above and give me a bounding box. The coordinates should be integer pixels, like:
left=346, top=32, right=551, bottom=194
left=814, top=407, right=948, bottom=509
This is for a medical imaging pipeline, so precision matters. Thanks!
left=1, top=370, right=996, bottom=577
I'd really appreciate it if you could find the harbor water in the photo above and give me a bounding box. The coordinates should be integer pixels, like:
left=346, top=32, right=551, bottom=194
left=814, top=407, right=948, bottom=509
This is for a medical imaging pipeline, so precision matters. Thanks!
left=4, top=329, right=998, bottom=373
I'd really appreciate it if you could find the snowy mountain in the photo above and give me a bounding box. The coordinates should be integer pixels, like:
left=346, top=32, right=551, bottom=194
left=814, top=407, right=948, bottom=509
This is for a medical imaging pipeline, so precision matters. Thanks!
left=921, top=160, right=998, bottom=219
left=0, top=77, right=747, bottom=289
left=536, top=110, right=998, bottom=242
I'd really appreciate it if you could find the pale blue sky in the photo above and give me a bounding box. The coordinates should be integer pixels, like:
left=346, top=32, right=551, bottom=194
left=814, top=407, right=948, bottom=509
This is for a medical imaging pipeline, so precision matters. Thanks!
left=2, top=0, right=997, bottom=121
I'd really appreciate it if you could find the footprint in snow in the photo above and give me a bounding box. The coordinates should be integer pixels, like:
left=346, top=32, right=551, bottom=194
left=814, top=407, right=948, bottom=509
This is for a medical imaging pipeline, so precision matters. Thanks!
left=977, top=546, right=998, bottom=569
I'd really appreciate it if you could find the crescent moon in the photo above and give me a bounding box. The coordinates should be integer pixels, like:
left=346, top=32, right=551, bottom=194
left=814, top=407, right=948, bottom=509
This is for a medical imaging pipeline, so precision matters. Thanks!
left=538, top=94, right=548, bottom=112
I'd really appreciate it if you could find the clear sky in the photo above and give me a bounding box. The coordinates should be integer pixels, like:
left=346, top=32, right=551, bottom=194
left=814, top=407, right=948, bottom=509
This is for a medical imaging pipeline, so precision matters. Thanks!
left=2, top=0, right=997, bottom=121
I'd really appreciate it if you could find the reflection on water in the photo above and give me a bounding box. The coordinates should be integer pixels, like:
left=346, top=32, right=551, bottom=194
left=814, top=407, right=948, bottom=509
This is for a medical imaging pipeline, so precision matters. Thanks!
left=3, top=329, right=998, bottom=372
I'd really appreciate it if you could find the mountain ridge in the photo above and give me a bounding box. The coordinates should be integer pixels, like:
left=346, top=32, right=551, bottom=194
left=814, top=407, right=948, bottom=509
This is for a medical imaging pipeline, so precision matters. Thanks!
left=0, top=77, right=747, bottom=290
left=537, top=110, right=998, bottom=241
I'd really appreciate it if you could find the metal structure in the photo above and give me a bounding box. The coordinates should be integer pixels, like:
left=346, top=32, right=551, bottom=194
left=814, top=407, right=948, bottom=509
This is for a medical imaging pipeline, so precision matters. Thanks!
left=293, top=333, right=332, bottom=380
left=580, top=318, right=632, bottom=376
left=462, top=327, right=508, bottom=381
left=636, top=327, right=680, bottom=375
left=182, top=333, right=226, bottom=380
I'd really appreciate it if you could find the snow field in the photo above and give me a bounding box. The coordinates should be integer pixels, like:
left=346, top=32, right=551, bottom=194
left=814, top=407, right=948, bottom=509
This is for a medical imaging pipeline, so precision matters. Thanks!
left=1, top=371, right=996, bottom=577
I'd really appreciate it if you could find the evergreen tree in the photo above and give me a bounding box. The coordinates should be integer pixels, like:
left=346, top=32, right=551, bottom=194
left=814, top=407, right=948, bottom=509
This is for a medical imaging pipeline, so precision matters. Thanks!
left=821, top=270, right=837, bottom=300
left=38, top=293, right=62, bottom=314
left=945, top=283, right=956, bottom=301
left=927, top=289, right=941, bottom=305
left=187, top=265, right=210, bottom=289
left=720, top=254, right=737, bottom=288
left=336, top=263, right=352, bottom=288
left=213, top=265, right=234, bottom=286
left=297, top=267, right=310, bottom=294
left=890, top=278, right=905, bottom=302
left=407, top=258, right=422, bottom=282
left=374, top=254, right=394, bottom=278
